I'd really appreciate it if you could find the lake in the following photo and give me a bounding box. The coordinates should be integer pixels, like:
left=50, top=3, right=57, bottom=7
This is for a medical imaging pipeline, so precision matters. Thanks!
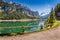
left=0, top=20, right=45, bottom=34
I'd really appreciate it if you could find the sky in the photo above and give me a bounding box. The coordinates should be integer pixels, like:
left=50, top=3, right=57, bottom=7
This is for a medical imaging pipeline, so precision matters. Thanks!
left=4, top=0, right=60, bottom=16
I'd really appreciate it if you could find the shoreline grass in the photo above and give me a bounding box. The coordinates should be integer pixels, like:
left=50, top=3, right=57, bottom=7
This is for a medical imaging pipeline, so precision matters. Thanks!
left=34, top=20, right=59, bottom=32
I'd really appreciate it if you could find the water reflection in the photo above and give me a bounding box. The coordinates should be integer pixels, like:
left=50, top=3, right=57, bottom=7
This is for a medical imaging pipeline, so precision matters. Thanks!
left=25, top=21, right=45, bottom=32
left=0, top=20, right=45, bottom=34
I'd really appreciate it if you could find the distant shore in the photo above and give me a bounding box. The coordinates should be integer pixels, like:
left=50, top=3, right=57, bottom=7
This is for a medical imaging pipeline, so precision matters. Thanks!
left=0, top=19, right=40, bottom=22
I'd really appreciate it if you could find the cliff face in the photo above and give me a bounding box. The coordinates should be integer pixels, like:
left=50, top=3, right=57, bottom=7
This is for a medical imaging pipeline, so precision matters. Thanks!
left=54, top=4, right=60, bottom=20
left=0, top=0, right=2, bottom=2
left=0, top=0, right=40, bottom=20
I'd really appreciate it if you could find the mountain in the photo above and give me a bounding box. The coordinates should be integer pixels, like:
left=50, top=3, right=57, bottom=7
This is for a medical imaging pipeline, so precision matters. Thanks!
left=40, top=13, right=50, bottom=19
left=54, top=3, right=60, bottom=20
left=0, top=0, right=40, bottom=20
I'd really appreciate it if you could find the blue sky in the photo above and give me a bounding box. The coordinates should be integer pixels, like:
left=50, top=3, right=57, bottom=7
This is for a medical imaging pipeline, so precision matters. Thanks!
left=4, top=0, right=60, bottom=15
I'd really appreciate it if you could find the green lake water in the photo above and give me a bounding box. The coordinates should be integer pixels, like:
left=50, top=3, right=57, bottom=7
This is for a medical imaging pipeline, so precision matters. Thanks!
left=0, top=21, right=44, bottom=34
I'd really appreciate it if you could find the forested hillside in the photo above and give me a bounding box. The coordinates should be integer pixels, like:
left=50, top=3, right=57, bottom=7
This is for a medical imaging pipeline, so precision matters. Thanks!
left=54, top=3, right=60, bottom=20
left=0, top=0, right=40, bottom=20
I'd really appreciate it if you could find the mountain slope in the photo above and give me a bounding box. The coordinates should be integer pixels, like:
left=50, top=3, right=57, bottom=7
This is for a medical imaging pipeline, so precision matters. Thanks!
left=0, top=0, right=40, bottom=20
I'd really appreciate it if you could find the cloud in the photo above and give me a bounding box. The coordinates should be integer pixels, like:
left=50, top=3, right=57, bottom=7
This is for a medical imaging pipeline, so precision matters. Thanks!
left=29, top=4, right=52, bottom=15
left=34, top=4, right=52, bottom=16
left=39, top=5, right=51, bottom=14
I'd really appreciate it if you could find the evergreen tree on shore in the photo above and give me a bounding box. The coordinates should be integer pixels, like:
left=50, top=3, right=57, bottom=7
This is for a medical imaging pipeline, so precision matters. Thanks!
left=45, top=8, right=56, bottom=27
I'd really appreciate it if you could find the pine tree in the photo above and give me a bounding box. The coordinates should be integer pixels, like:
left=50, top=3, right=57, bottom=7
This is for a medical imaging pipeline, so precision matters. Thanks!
left=45, top=8, right=56, bottom=27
